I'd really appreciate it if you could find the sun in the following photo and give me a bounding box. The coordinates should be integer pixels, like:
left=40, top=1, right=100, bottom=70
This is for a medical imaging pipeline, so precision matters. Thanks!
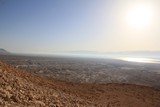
left=127, top=4, right=154, bottom=29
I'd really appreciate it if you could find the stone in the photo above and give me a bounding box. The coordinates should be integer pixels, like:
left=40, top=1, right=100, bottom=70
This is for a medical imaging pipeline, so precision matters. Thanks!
left=33, top=100, right=46, bottom=106
left=10, top=95, right=19, bottom=102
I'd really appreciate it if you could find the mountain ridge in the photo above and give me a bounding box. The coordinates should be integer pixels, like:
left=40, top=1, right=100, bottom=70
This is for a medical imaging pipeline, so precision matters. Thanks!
left=0, top=49, right=10, bottom=55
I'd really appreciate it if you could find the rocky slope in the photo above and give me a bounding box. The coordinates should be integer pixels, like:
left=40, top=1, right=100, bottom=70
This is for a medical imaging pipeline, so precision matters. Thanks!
left=0, top=61, right=160, bottom=107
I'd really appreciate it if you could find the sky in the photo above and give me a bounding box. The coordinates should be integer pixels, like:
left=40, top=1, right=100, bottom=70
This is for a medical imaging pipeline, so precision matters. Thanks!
left=0, top=0, right=160, bottom=54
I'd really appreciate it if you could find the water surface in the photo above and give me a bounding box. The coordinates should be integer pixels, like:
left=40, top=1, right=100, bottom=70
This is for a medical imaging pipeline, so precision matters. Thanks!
left=118, top=57, right=160, bottom=63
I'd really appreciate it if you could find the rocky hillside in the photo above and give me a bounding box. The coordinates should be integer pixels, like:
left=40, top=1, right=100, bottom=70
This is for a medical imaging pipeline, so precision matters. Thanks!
left=0, top=61, right=160, bottom=107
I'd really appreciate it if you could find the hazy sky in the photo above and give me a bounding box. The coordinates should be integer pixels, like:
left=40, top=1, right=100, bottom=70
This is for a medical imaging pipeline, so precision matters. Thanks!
left=0, top=0, right=160, bottom=54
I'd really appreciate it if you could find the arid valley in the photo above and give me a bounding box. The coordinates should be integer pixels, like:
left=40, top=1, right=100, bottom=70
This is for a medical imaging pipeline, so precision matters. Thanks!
left=1, top=54, right=160, bottom=88
left=0, top=53, right=160, bottom=107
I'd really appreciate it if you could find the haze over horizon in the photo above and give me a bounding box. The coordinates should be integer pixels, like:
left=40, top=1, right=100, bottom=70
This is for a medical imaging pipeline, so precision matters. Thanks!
left=0, top=0, right=160, bottom=54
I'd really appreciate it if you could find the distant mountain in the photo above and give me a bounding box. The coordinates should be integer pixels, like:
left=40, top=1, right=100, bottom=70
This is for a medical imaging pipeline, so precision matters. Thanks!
left=65, top=50, right=101, bottom=55
left=57, top=51, right=103, bottom=58
left=0, top=49, right=10, bottom=55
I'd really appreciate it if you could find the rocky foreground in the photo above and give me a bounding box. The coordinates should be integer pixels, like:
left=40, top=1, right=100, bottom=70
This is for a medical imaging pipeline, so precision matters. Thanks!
left=0, top=61, right=160, bottom=107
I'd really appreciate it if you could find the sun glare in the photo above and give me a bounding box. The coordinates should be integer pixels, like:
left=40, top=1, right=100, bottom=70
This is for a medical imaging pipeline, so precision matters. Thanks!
left=119, top=57, right=160, bottom=63
left=127, top=4, right=154, bottom=29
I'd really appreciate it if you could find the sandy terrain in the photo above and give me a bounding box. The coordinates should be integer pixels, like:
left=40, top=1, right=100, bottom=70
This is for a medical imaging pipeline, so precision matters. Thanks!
left=0, top=61, right=160, bottom=107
